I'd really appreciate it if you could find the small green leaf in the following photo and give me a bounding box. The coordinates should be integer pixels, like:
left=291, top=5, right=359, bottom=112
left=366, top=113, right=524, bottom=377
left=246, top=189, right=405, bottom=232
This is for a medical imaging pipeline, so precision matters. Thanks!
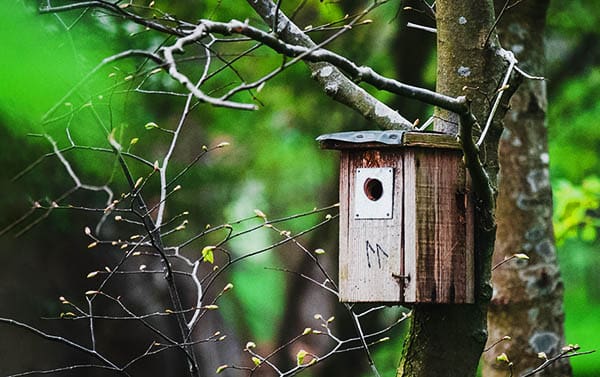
left=201, top=246, right=215, bottom=264
left=251, top=356, right=261, bottom=366
left=130, top=137, right=139, bottom=145
left=314, top=248, right=326, bottom=255
left=216, top=365, right=228, bottom=374
left=296, top=349, right=307, bottom=365
left=496, top=353, right=510, bottom=364
left=582, top=225, right=597, bottom=242
left=144, top=122, right=159, bottom=130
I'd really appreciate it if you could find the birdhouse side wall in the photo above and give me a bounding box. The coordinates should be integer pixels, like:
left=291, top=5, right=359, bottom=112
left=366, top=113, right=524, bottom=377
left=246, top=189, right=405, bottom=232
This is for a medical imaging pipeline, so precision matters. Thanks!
left=403, top=148, right=474, bottom=303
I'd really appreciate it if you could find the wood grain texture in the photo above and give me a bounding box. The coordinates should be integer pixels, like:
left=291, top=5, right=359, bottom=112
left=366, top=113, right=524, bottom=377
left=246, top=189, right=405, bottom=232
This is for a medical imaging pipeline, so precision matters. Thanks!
left=338, top=151, right=351, bottom=300
left=329, top=133, right=473, bottom=303
left=339, top=150, right=404, bottom=302
left=404, top=148, right=474, bottom=303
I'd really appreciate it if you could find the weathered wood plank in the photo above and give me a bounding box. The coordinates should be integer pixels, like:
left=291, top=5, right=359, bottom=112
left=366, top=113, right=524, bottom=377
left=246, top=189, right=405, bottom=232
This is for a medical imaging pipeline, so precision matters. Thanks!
left=401, top=132, right=461, bottom=149
left=338, top=151, right=351, bottom=301
left=403, top=151, right=418, bottom=302
left=339, top=150, right=404, bottom=302
left=408, top=148, right=473, bottom=303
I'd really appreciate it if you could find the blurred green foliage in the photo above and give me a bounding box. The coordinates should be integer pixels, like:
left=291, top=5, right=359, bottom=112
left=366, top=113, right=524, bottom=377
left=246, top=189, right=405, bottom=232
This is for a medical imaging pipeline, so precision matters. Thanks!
left=546, top=0, right=600, bottom=35
left=547, top=1, right=600, bottom=374
left=554, top=177, right=600, bottom=245
left=548, top=68, right=600, bottom=183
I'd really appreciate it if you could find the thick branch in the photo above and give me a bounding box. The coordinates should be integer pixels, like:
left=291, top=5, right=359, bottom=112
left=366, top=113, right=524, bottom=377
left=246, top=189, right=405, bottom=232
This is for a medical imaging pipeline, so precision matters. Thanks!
left=459, top=111, right=495, bottom=229
left=179, top=18, right=470, bottom=116
left=43, top=1, right=471, bottom=127
left=247, top=0, right=414, bottom=130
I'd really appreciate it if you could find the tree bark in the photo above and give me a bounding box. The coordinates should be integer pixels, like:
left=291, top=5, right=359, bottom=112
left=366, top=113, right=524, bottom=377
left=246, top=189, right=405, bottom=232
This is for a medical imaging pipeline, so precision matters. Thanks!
left=397, top=2, right=507, bottom=376
left=483, top=1, right=572, bottom=376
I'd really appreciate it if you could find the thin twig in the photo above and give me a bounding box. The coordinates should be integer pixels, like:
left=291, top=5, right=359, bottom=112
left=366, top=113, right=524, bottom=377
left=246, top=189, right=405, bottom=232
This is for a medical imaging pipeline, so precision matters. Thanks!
left=477, top=49, right=517, bottom=146
left=522, top=346, right=595, bottom=377
left=406, top=22, right=436, bottom=34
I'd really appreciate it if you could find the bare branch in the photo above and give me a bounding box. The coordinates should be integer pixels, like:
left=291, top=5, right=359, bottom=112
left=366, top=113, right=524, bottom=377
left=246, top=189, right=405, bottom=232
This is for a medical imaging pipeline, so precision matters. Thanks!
left=0, top=318, right=122, bottom=372
left=522, top=345, right=596, bottom=377
left=247, top=0, right=414, bottom=130
left=168, top=18, right=468, bottom=115
left=40, top=0, right=191, bottom=37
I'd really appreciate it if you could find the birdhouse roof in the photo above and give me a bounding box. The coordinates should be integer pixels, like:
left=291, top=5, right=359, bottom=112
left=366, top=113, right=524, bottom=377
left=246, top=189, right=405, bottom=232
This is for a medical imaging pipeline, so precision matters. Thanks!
left=316, top=130, right=461, bottom=150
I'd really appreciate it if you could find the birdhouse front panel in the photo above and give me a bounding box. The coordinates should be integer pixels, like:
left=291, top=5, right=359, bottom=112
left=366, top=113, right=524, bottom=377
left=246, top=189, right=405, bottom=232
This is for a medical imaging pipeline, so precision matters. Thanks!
left=339, top=149, right=406, bottom=302
left=318, top=131, right=474, bottom=304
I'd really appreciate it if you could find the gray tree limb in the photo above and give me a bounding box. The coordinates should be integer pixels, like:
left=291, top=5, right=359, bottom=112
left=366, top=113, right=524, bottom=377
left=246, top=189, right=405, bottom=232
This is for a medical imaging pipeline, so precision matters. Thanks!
left=246, top=0, right=414, bottom=130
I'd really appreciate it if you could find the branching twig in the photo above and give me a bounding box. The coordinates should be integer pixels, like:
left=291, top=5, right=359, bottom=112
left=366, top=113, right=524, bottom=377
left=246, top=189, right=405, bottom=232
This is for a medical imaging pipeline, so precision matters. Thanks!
left=0, top=318, right=122, bottom=373
left=522, top=345, right=595, bottom=377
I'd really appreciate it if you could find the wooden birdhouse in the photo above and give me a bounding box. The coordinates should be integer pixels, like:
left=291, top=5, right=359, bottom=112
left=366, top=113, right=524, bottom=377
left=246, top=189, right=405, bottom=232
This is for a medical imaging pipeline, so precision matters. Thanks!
left=317, top=130, right=474, bottom=304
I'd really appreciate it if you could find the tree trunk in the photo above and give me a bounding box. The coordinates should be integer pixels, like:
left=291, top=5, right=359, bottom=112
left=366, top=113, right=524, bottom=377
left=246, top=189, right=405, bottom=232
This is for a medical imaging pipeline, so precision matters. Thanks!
left=483, top=1, right=572, bottom=376
left=397, top=2, right=507, bottom=376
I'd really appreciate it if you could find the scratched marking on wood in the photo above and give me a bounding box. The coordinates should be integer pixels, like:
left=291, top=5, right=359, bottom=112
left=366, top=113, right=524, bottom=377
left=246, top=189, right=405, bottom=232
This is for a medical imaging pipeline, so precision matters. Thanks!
left=366, top=240, right=389, bottom=268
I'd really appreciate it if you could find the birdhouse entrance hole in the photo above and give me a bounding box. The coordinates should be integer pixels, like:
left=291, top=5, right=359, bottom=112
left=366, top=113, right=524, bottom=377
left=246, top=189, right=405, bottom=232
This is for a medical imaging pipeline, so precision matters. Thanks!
left=364, top=178, right=383, bottom=201
left=354, top=168, right=394, bottom=220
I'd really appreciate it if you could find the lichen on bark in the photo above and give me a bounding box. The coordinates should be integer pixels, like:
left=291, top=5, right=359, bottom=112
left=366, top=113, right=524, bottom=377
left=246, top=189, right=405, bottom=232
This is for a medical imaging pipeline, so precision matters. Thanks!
left=483, top=1, right=571, bottom=376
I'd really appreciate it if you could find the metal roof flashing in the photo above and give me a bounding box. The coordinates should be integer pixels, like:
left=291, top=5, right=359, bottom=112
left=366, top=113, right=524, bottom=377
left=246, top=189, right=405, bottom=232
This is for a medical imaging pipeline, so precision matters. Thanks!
left=316, top=130, right=461, bottom=150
